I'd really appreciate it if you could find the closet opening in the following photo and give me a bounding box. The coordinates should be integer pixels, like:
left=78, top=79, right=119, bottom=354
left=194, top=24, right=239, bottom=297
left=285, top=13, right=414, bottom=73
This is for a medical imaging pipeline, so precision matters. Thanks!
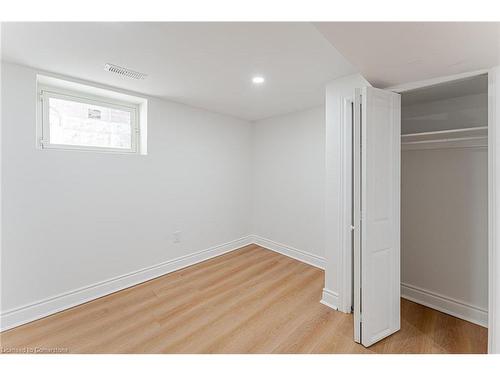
left=399, top=74, right=489, bottom=349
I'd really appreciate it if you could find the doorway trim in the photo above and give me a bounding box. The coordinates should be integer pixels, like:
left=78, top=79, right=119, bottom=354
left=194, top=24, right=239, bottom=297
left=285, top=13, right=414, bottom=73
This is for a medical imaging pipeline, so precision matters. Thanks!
left=487, top=67, right=499, bottom=354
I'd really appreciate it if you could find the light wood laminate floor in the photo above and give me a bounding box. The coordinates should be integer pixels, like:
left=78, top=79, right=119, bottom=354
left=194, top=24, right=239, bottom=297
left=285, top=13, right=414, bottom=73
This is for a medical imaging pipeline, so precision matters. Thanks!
left=0, top=245, right=488, bottom=354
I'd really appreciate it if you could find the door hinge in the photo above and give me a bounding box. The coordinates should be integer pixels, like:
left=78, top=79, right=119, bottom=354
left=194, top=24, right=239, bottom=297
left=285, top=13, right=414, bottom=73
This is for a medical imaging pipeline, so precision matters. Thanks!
left=39, top=137, right=48, bottom=148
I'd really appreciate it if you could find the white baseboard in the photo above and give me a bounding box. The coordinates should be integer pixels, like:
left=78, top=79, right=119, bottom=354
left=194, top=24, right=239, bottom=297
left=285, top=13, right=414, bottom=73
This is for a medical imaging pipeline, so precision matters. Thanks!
left=0, top=236, right=254, bottom=332
left=401, top=283, right=488, bottom=328
left=320, top=288, right=339, bottom=310
left=251, top=235, right=325, bottom=269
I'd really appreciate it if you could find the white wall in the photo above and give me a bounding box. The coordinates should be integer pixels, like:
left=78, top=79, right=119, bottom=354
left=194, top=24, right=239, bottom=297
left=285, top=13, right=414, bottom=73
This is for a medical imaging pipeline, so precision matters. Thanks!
left=401, top=146, right=488, bottom=325
left=1, top=62, right=253, bottom=326
left=402, top=93, right=488, bottom=134
left=252, top=107, right=325, bottom=265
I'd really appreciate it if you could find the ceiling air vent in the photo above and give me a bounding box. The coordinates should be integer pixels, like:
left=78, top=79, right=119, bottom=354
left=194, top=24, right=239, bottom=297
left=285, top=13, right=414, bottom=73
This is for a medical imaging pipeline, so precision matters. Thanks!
left=104, top=63, right=147, bottom=80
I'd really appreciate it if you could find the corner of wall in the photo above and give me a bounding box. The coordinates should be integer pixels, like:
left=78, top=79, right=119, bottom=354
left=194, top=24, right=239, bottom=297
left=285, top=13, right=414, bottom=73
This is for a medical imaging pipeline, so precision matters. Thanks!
left=320, top=288, right=339, bottom=311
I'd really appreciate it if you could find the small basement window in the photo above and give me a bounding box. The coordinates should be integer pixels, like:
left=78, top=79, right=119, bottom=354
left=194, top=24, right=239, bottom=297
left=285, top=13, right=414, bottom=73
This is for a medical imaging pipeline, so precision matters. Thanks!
left=37, top=75, right=147, bottom=154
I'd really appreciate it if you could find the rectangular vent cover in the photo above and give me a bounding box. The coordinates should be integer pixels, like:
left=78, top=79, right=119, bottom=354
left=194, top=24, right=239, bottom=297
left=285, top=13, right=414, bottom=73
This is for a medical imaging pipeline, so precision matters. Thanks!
left=104, top=63, right=147, bottom=80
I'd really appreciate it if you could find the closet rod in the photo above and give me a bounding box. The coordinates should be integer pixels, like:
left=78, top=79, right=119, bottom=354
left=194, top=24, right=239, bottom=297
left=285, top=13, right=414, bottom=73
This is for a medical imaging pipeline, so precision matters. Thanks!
left=402, top=126, right=487, bottom=138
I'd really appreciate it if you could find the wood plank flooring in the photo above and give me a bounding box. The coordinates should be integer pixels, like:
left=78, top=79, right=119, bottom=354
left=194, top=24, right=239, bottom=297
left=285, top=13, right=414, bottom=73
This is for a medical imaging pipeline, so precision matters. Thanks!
left=0, top=245, right=488, bottom=354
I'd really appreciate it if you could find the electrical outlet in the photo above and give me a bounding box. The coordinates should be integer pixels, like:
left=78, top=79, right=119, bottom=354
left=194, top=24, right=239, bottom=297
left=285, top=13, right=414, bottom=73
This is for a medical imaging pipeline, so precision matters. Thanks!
left=173, top=231, right=181, bottom=244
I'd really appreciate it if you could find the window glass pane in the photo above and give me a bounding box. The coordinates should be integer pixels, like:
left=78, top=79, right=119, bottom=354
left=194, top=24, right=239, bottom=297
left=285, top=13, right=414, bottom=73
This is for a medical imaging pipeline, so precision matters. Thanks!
left=48, top=97, right=132, bottom=149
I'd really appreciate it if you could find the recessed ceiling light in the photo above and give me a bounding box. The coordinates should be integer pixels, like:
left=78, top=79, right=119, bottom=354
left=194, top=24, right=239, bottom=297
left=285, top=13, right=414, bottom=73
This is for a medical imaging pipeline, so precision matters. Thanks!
left=252, top=76, right=265, bottom=85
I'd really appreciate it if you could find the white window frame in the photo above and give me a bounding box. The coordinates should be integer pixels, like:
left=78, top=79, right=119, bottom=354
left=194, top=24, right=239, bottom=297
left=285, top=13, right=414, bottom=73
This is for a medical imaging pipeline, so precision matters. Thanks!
left=38, top=86, right=140, bottom=154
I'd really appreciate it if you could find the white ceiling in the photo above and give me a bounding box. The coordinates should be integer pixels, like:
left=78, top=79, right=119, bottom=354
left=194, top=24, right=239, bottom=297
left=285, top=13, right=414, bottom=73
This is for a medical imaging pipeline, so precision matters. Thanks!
left=4, top=22, right=499, bottom=121
left=315, top=22, right=500, bottom=88
left=1, top=22, right=356, bottom=121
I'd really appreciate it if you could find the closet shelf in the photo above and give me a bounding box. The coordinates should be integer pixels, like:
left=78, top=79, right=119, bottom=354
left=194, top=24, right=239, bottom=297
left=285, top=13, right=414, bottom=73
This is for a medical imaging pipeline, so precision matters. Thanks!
left=401, top=126, right=488, bottom=150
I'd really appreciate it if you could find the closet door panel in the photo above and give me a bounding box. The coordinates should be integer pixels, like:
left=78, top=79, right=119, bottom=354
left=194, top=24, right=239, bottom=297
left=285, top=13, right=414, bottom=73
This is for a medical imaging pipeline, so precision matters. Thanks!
left=354, top=86, right=401, bottom=347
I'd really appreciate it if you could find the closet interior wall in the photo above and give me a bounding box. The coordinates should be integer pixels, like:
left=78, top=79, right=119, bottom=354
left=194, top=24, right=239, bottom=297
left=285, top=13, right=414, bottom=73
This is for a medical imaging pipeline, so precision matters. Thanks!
left=400, top=75, right=489, bottom=327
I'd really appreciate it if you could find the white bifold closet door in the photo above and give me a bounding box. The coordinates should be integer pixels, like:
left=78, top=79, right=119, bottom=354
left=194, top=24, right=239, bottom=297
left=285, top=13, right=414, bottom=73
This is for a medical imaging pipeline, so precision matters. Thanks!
left=353, top=87, right=401, bottom=347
